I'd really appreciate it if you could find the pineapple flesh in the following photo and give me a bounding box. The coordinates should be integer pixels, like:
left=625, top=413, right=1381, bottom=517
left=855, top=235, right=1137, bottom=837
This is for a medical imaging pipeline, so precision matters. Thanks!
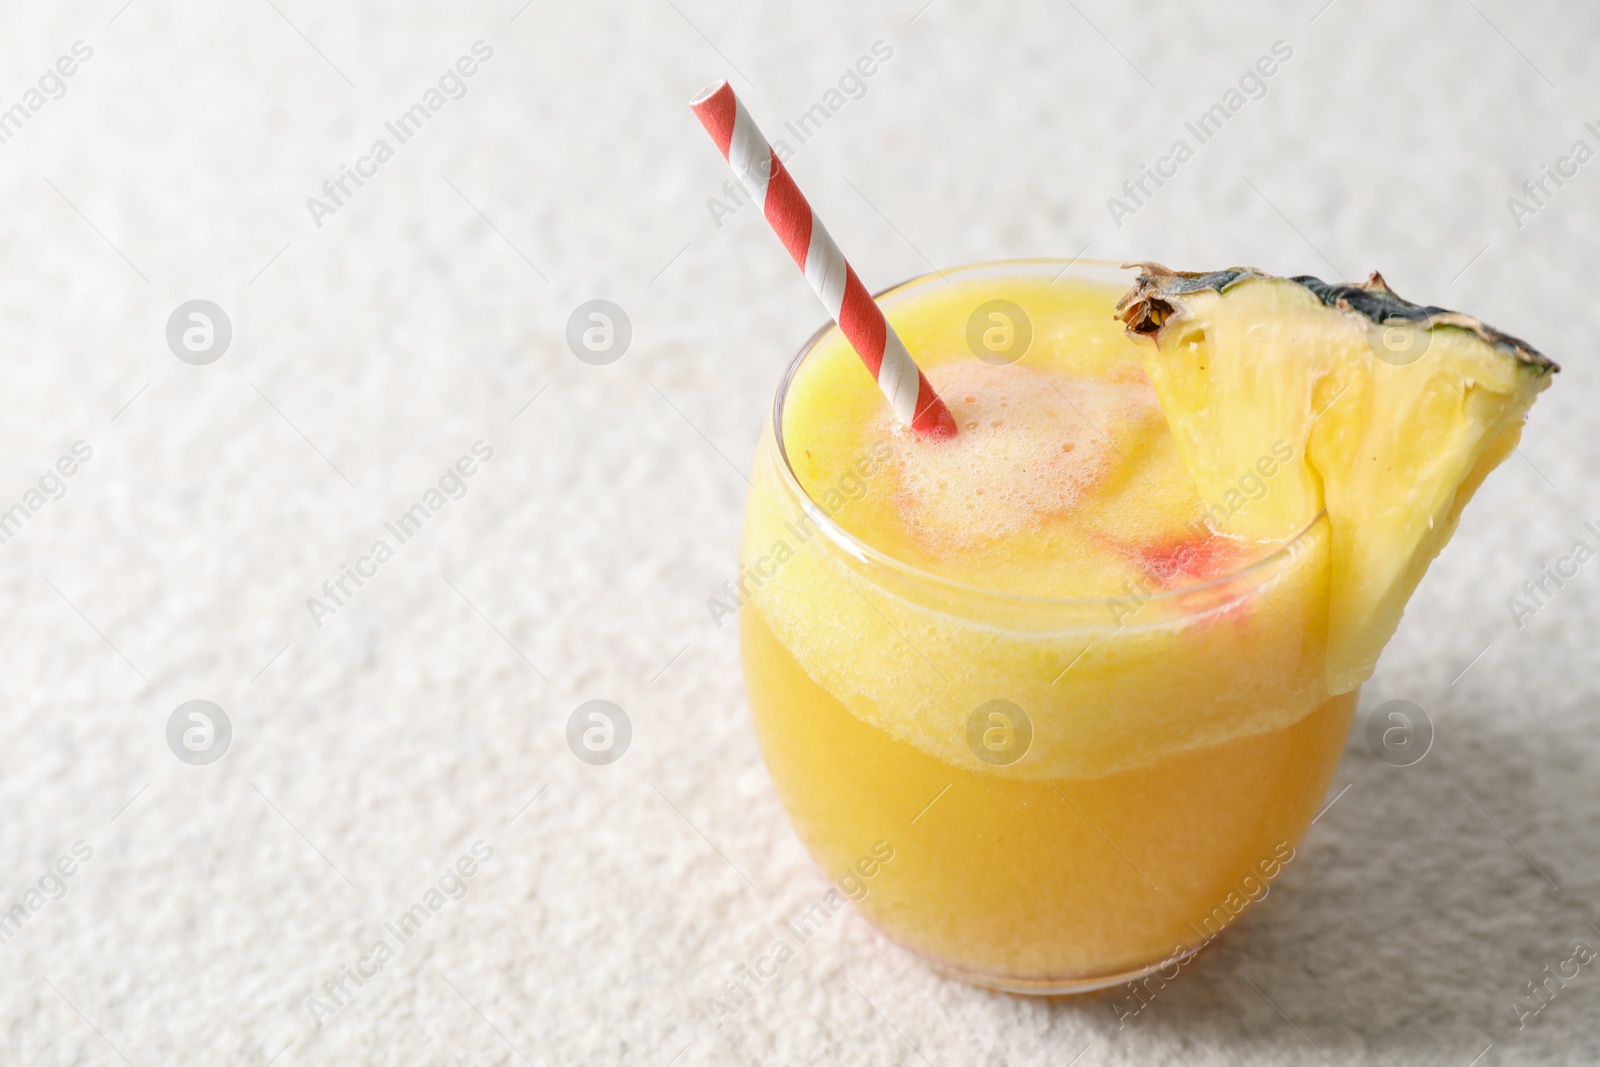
left=1117, top=265, right=1558, bottom=693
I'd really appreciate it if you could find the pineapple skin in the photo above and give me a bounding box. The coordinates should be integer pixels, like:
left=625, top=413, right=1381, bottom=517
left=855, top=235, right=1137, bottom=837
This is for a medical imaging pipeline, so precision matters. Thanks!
left=1117, top=262, right=1558, bottom=376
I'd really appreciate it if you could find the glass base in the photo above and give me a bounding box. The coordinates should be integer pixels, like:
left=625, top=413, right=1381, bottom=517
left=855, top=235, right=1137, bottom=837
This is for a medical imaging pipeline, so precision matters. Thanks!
left=921, top=944, right=1203, bottom=996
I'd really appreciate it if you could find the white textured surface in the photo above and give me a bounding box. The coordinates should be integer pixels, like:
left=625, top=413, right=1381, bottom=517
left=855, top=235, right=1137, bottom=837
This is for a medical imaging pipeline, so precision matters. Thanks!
left=1, top=1, right=1597, bottom=1064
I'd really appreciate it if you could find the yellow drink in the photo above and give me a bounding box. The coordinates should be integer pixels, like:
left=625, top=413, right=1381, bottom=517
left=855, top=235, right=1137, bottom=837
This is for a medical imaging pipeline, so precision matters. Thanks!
left=739, top=260, right=1354, bottom=992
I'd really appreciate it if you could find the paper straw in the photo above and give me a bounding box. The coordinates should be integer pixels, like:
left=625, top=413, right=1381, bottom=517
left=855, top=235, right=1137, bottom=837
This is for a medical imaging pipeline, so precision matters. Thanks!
left=690, top=81, right=958, bottom=437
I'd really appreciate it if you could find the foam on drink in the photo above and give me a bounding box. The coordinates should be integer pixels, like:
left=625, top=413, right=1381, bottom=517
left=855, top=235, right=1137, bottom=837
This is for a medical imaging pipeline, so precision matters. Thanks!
left=885, top=361, right=1157, bottom=550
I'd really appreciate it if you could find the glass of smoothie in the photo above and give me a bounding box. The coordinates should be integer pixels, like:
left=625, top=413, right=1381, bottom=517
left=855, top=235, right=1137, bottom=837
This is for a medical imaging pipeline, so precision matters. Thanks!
left=738, top=259, right=1352, bottom=993
left=691, top=80, right=1553, bottom=997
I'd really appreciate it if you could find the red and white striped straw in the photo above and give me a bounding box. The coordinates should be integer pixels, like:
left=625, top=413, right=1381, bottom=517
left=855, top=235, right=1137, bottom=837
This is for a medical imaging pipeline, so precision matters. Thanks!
left=689, top=81, right=958, bottom=438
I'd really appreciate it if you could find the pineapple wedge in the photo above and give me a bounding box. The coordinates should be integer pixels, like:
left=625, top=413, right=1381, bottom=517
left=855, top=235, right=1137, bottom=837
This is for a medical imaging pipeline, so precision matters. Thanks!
left=1116, top=265, right=1557, bottom=693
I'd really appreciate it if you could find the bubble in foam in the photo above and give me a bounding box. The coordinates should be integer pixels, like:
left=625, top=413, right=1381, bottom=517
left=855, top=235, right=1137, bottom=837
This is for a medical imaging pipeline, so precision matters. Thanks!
left=887, top=361, right=1158, bottom=548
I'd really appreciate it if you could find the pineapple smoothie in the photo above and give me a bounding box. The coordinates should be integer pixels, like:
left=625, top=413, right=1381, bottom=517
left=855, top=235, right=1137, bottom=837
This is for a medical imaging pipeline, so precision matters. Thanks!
left=741, top=261, right=1338, bottom=989
left=739, top=259, right=1555, bottom=991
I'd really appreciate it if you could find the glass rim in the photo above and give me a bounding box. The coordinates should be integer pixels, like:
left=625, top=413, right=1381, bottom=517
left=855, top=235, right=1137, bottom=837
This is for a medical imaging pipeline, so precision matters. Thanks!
left=768, top=256, right=1325, bottom=609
